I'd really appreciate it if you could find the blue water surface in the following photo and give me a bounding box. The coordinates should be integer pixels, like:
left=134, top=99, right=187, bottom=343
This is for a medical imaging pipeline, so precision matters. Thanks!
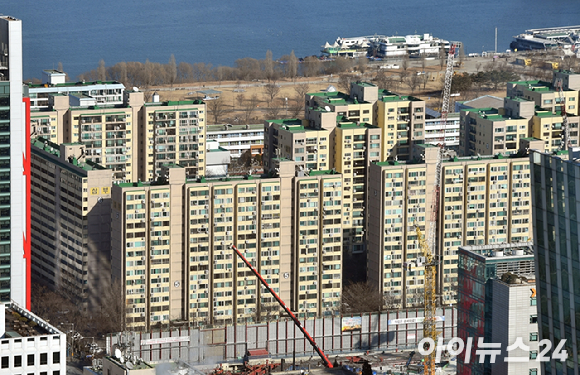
left=2, top=0, right=579, bottom=79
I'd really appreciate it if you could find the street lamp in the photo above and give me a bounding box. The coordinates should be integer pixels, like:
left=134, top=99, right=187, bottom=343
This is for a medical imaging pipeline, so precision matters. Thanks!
left=59, top=323, right=74, bottom=359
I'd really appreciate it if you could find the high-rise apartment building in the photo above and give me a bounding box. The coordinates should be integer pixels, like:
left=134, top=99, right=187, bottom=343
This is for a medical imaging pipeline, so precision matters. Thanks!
left=30, top=138, right=112, bottom=310
left=0, top=16, right=29, bottom=308
left=460, top=72, right=580, bottom=157
left=531, top=150, right=579, bottom=375
left=111, top=161, right=343, bottom=329
left=367, top=144, right=535, bottom=307
left=374, top=89, right=426, bottom=160
left=457, top=242, right=536, bottom=375
left=28, top=88, right=207, bottom=183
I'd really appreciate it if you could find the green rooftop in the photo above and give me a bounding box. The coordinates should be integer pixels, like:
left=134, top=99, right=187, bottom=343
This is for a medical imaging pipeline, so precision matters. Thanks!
left=308, top=91, right=369, bottom=105
left=267, top=118, right=303, bottom=126
left=378, top=89, right=421, bottom=102
left=309, top=169, right=339, bottom=176
left=144, top=99, right=204, bottom=107
left=31, top=137, right=107, bottom=172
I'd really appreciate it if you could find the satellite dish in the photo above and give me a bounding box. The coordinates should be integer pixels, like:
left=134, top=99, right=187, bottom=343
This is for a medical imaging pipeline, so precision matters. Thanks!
left=133, top=87, right=139, bottom=92
left=119, top=356, right=125, bottom=364
left=126, top=361, right=134, bottom=370
left=324, top=106, right=331, bottom=112
left=114, top=349, right=122, bottom=359
left=327, top=85, right=337, bottom=92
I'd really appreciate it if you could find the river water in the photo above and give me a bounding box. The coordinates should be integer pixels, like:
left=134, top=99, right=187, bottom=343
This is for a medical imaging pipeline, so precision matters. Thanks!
left=3, top=0, right=580, bottom=80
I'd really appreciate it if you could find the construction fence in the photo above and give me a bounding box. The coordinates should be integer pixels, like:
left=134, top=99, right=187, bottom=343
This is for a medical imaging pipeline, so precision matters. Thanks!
left=106, top=306, right=457, bottom=364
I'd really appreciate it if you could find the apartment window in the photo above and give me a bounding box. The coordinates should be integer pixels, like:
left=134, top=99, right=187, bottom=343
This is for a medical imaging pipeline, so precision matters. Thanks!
left=1, top=357, right=7, bottom=368
left=529, top=350, right=538, bottom=359
left=53, top=352, right=60, bottom=364
left=530, top=314, right=537, bottom=324
left=53, top=371, right=60, bottom=375
left=530, top=297, right=537, bottom=306
left=530, top=332, right=538, bottom=341
left=14, top=355, right=22, bottom=367
left=529, top=369, right=538, bottom=375
left=40, top=353, right=48, bottom=365
left=28, top=354, right=34, bottom=366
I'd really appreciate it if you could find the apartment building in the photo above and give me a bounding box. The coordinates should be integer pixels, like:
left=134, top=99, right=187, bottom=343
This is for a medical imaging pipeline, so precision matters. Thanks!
left=489, top=273, right=540, bottom=375
left=140, top=99, right=206, bottom=181
left=206, top=123, right=264, bottom=158
left=30, top=138, right=112, bottom=310
left=264, top=118, right=380, bottom=254
left=374, top=89, right=426, bottom=160
left=461, top=72, right=580, bottom=157
left=27, top=88, right=207, bottom=183
left=0, top=16, right=28, bottom=307
left=424, top=111, right=460, bottom=151
left=457, top=243, right=536, bottom=375
left=506, top=78, right=579, bottom=116
left=25, top=69, right=125, bottom=110
left=531, top=150, right=578, bottom=375
left=111, top=161, right=343, bottom=329
left=367, top=143, right=535, bottom=308
left=459, top=107, right=530, bottom=156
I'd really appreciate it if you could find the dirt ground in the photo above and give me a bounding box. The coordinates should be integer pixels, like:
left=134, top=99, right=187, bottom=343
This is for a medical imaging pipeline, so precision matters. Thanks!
left=149, top=56, right=509, bottom=124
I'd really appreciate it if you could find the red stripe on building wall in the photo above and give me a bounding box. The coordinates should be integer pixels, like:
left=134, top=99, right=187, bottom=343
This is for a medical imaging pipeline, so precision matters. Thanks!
left=22, top=97, right=31, bottom=310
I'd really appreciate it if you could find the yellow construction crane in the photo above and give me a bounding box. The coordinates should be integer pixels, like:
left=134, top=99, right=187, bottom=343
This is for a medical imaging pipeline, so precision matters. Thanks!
left=415, top=223, right=438, bottom=375
left=415, top=143, right=444, bottom=375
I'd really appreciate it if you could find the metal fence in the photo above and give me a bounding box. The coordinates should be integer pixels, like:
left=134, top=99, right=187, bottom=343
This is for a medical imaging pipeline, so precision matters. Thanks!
left=106, top=306, right=456, bottom=364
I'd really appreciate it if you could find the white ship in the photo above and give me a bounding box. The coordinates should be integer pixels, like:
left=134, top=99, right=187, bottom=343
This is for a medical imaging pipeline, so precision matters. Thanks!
left=321, top=33, right=458, bottom=59
left=511, top=25, right=580, bottom=54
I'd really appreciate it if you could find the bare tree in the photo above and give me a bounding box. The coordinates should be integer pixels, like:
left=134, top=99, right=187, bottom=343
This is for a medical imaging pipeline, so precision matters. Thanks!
left=264, top=82, right=281, bottom=106
left=338, top=73, right=353, bottom=93
left=406, top=73, right=421, bottom=94
left=236, top=93, right=245, bottom=109
left=177, top=61, right=193, bottom=83
left=302, top=56, right=322, bottom=77
left=341, top=282, right=384, bottom=314
left=167, top=54, right=177, bottom=87
left=439, top=45, right=447, bottom=70
left=398, top=69, right=410, bottom=84
left=290, top=95, right=304, bottom=118
left=401, top=56, right=409, bottom=72
left=288, top=50, right=298, bottom=80
left=265, top=103, right=281, bottom=120
left=97, top=59, right=106, bottom=81
left=243, top=94, right=259, bottom=124
left=207, top=97, right=227, bottom=124
left=294, top=83, right=310, bottom=100
left=264, top=50, right=274, bottom=81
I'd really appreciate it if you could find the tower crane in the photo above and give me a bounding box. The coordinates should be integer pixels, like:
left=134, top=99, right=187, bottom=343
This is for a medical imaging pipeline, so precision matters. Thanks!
left=231, top=245, right=333, bottom=368
left=415, top=142, right=442, bottom=375
left=439, top=43, right=457, bottom=144
left=413, top=43, right=455, bottom=375
left=556, top=78, right=570, bottom=151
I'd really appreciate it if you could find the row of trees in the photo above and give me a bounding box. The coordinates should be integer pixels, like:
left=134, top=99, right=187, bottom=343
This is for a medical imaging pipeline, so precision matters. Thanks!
left=77, top=52, right=368, bottom=88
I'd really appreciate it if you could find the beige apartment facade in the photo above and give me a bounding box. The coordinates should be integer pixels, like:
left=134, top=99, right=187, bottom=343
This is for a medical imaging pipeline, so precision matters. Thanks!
left=30, top=138, right=113, bottom=310
left=28, top=89, right=207, bottom=183
left=367, top=144, right=534, bottom=308
left=111, top=161, right=343, bottom=330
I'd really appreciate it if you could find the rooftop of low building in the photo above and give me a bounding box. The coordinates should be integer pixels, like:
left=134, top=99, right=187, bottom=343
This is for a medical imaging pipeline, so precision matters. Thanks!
left=2, top=301, right=63, bottom=338
left=31, top=137, right=107, bottom=172
left=207, top=123, right=264, bottom=132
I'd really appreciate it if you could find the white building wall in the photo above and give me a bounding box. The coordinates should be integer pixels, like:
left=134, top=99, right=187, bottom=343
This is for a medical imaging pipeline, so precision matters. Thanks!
left=2, top=17, right=27, bottom=307
left=491, top=279, right=540, bottom=375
